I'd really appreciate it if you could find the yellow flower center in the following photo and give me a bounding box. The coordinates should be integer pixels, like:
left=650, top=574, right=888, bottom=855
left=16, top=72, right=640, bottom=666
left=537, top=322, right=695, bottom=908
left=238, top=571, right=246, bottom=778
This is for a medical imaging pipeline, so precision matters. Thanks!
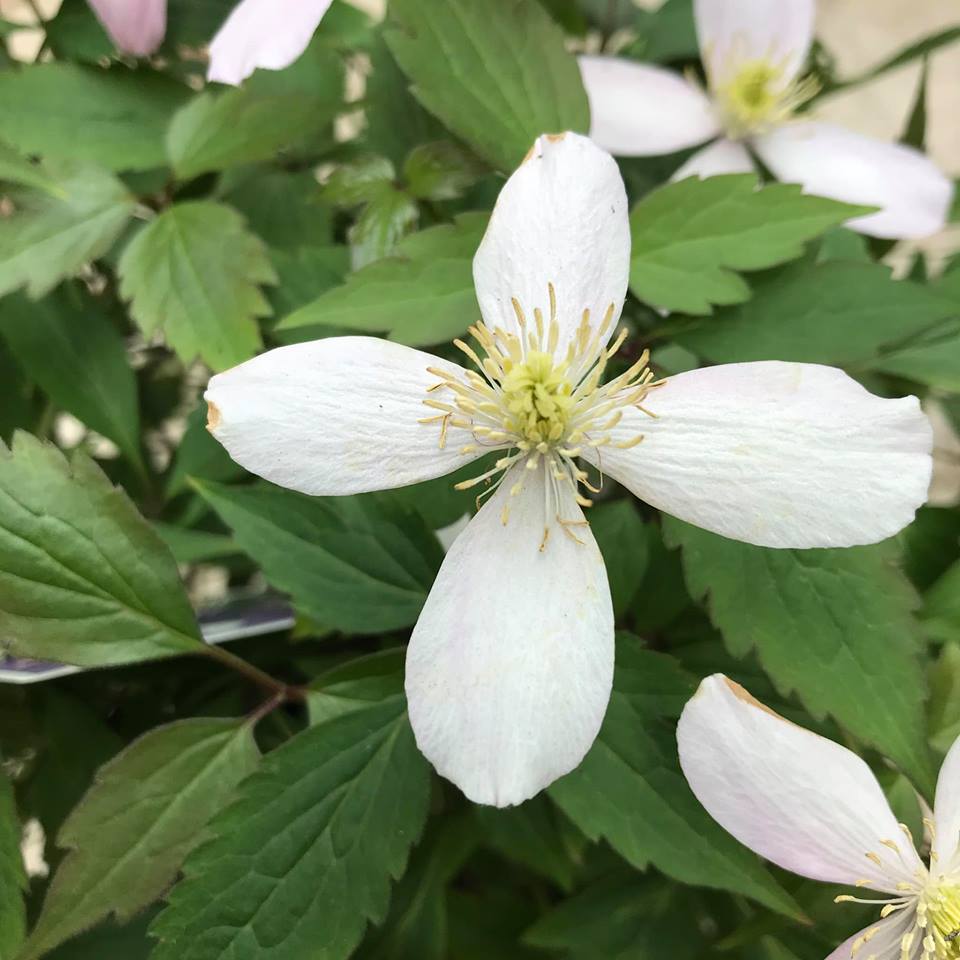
left=418, top=282, right=663, bottom=548
left=920, top=880, right=960, bottom=959
left=709, top=55, right=820, bottom=138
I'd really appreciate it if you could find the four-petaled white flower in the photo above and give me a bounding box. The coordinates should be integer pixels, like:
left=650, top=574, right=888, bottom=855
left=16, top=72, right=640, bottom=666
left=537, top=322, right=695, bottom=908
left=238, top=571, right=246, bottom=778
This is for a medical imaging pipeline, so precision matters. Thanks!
left=679, top=675, right=960, bottom=960
left=86, top=0, right=333, bottom=86
left=579, top=0, right=954, bottom=239
left=205, top=132, right=932, bottom=807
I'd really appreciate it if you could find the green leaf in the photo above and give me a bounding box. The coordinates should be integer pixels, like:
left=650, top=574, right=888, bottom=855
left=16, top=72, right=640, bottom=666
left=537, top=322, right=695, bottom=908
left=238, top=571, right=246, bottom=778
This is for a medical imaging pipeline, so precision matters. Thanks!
left=275, top=212, right=486, bottom=347
left=0, top=141, right=63, bottom=195
left=168, top=83, right=338, bottom=181
left=475, top=796, right=582, bottom=890
left=166, top=403, right=245, bottom=499
left=664, top=518, right=936, bottom=797
left=194, top=480, right=443, bottom=634
left=679, top=259, right=956, bottom=365
left=150, top=697, right=430, bottom=960
left=873, top=324, right=960, bottom=391
left=629, top=175, right=871, bottom=314
left=154, top=524, right=238, bottom=565
left=386, top=0, right=589, bottom=172
left=525, top=873, right=704, bottom=960
left=0, top=285, right=141, bottom=468
left=922, top=559, right=960, bottom=645
left=19, top=719, right=260, bottom=960
left=118, top=201, right=275, bottom=371
left=403, top=141, right=486, bottom=201
left=0, top=433, right=204, bottom=667
left=307, top=648, right=407, bottom=725
left=350, top=186, right=420, bottom=267
left=0, top=165, right=135, bottom=299
left=0, top=64, right=189, bottom=171
left=267, top=246, right=349, bottom=317
left=590, top=500, right=649, bottom=618
left=0, top=765, right=26, bottom=959
left=549, top=635, right=801, bottom=918
left=324, top=156, right=397, bottom=206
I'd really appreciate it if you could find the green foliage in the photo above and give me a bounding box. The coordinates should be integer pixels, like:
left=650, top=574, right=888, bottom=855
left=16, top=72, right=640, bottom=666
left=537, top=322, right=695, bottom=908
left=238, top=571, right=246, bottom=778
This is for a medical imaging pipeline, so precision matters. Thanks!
left=194, top=480, right=444, bottom=634
left=118, top=201, right=276, bottom=370
left=0, top=64, right=188, bottom=171
left=0, top=285, right=142, bottom=468
left=150, top=698, right=430, bottom=960
left=20, top=719, right=260, bottom=960
left=665, top=519, right=936, bottom=797
left=0, top=433, right=204, bottom=666
left=386, top=0, right=589, bottom=171
left=275, top=213, right=487, bottom=346
left=629, top=175, right=870, bottom=314
left=550, top=635, right=802, bottom=918
left=680, top=259, right=955, bottom=364
left=0, top=165, right=134, bottom=299
left=0, top=766, right=26, bottom=959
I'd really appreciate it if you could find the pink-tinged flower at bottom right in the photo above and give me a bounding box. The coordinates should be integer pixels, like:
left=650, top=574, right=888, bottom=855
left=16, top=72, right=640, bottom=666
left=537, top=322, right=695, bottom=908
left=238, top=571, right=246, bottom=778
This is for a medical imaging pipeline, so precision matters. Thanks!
left=678, top=675, right=960, bottom=960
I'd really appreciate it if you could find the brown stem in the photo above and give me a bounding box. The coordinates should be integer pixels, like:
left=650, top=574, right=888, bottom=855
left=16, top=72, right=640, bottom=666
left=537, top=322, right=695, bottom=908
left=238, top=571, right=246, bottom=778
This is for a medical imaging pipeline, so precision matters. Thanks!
left=205, top=644, right=307, bottom=702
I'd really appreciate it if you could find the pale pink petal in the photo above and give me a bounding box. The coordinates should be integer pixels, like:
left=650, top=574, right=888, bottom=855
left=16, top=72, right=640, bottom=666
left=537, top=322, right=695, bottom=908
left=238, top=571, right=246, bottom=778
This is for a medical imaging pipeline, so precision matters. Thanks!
left=678, top=675, right=925, bottom=890
left=207, top=0, right=333, bottom=86
left=473, top=132, right=629, bottom=355
left=932, top=733, right=960, bottom=876
left=825, top=910, right=920, bottom=960
left=88, top=0, right=166, bottom=56
left=671, top=137, right=755, bottom=181
left=578, top=55, right=720, bottom=157
left=695, top=0, right=814, bottom=87
left=583, top=361, right=931, bottom=548
left=205, top=337, right=481, bottom=495
left=753, top=122, right=954, bottom=239
left=405, top=466, right=614, bottom=807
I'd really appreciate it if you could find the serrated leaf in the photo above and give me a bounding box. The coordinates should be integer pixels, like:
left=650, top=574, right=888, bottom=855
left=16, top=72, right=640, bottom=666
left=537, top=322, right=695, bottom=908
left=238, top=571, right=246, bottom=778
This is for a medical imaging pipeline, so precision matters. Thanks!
left=403, top=142, right=486, bottom=201
left=0, top=165, right=134, bottom=299
left=589, top=500, right=649, bottom=618
left=922, top=559, right=960, bottom=645
left=386, top=0, right=589, bottom=172
left=19, top=719, right=260, bottom=960
left=118, top=201, right=275, bottom=371
left=549, top=634, right=802, bottom=918
left=275, top=212, right=486, bottom=347
left=0, top=284, right=141, bottom=468
left=150, top=697, right=430, bottom=960
left=194, top=480, right=443, bottom=634
left=874, top=325, right=960, bottom=391
left=307, top=648, right=406, bottom=725
left=679, top=259, right=956, bottom=365
left=0, top=433, right=204, bottom=667
left=0, top=765, right=26, bottom=959
left=629, top=175, right=870, bottom=314
left=167, top=76, right=340, bottom=181
left=0, top=141, right=62, bottom=195
left=664, top=518, right=936, bottom=797
left=0, top=64, right=188, bottom=171
left=350, top=186, right=420, bottom=267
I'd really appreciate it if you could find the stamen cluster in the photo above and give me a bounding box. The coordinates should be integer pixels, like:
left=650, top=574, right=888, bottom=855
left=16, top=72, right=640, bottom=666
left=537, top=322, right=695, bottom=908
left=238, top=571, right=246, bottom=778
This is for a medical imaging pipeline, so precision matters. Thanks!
left=419, top=283, right=662, bottom=548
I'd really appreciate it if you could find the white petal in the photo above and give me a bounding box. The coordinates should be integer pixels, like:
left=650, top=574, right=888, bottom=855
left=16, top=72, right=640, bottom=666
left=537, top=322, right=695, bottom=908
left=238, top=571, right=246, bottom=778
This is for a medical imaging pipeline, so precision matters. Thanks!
left=405, top=465, right=614, bottom=807
left=473, top=132, right=629, bottom=355
left=578, top=55, right=720, bottom=158
left=88, top=0, right=166, bottom=56
left=825, top=910, right=920, bottom=960
left=205, top=337, right=480, bottom=495
left=695, top=0, right=814, bottom=87
left=583, top=361, right=931, bottom=548
left=207, top=0, right=333, bottom=86
left=678, top=675, right=925, bottom=890
left=671, top=137, right=755, bottom=181
left=753, top=122, right=954, bottom=239
left=932, top=733, right=960, bottom=876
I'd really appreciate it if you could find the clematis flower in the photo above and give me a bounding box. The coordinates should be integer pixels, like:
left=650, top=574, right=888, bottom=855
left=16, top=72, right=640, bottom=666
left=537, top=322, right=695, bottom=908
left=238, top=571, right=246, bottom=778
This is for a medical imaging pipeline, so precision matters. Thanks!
left=679, top=675, right=960, bottom=960
left=207, top=0, right=334, bottom=86
left=204, top=132, right=931, bottom=807
left=87, top=0, right=167, bottom=57
left=579, top=0, right=954, bottom=239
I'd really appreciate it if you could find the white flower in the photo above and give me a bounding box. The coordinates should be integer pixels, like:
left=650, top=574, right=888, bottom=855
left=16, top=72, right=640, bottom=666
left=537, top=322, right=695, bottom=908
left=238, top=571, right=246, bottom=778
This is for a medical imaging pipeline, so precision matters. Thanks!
left=205, top=132, right=931, bottom=807
left=87, top=0, right=167, bottom=57
left=579, top=0, right=954, bottom=239
left=678, top=675, right=960, bottom=960
left=207, top=0, right=334, bottom=86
